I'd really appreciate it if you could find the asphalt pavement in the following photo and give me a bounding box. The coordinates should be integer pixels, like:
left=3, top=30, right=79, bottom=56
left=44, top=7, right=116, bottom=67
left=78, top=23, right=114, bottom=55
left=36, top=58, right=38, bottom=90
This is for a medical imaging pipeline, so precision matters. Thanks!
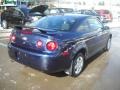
left=0, top=25, right=120, bottom=90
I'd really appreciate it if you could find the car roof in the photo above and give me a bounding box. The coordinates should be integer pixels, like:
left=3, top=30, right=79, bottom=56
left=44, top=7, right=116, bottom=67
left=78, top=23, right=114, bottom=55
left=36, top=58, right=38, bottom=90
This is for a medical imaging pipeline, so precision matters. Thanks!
left=47, top=13, right=91, bottom=20
left=49, top=8, right=73, bottom=10
left=65, top=13, right=90, bottom=16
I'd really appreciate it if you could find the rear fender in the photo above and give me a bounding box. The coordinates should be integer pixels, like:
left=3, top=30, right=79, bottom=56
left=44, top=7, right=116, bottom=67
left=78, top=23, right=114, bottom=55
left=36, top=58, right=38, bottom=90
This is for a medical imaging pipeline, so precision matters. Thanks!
left=70, top=41, right=88, bottom=60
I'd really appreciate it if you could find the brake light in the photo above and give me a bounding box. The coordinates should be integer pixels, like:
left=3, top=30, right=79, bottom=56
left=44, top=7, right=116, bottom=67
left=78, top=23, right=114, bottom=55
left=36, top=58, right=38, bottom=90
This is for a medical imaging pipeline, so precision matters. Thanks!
left=10, top=34, right=16, bottom=42
left=36, top=40, right=42, bottom=48
left=21, top=28, right=32, bottom=34
left=46, top=41, right=58, bottom=51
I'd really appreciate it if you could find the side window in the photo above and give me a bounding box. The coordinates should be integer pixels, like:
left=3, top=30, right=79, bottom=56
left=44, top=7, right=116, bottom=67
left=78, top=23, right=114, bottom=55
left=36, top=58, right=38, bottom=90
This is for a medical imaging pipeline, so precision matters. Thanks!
left=88, top=18, right=103, bottom=31
left=76, top=20, right=89, bottom=32
left=12, top=9, right=23, bottom=17
left=85, top=11, right=92, bottom=15
left=50, top=9, right=59, bottom=14
left=44, top=9, right=50, bottom=15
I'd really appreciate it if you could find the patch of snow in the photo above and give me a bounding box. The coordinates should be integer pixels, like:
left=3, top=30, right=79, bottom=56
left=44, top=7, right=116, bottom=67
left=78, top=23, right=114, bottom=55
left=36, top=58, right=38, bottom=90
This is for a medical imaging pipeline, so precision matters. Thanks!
left=28, top=73, right=36, bottom=77
left=44, top=78, right=48, bottom=82
left=4, top=73, right=10, bottom=77
left=31, top=85, right=40, bottom=90
left=86, top=73, right=96, bottom=78
left=10, top=80, right=17, bottom=84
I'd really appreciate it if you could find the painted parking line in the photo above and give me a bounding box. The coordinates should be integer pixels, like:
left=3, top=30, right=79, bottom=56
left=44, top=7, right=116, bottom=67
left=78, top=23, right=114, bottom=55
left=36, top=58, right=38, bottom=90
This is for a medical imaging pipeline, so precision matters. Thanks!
left=0, top=43, right=7, bottom=48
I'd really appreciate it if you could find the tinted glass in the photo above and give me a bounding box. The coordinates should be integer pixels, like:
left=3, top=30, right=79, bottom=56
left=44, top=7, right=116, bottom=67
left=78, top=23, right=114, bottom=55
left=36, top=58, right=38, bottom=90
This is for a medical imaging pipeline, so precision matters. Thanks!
left=27, top=16, right=76, bottom=31
left=61, top=8, right=73, bottom=13
left=12, top=8, right=23, bottom=16
left=85, top=10, right=92, bottom=15
left=77, top=20, right=89, bottom=32
left=88, top=18, right=103, bottom=31
left=49, top=9, right=59, bottom=14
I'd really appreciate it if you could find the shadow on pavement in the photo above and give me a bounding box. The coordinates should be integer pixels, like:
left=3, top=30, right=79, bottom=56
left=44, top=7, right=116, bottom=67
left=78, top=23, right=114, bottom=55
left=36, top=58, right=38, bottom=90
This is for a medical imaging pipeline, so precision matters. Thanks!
left=85, top=50, right=105, bottom=68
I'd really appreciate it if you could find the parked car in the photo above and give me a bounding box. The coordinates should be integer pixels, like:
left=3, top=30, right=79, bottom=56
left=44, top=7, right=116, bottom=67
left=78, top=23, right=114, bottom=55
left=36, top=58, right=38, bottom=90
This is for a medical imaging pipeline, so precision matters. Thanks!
left=8, top=14, right=112, bottom=77
left=45, top=8, right=74, bottom=15
left=0, top=4, right=17, bottom=11
left=1, top=5, right=74, bottom=29
left=0, top=4, right=17, bottom=28
left=77, top=9, right=102, bottom=21
left=1, top=5, right=48, bottom=29
left=95, top=9, right=113, bottom=22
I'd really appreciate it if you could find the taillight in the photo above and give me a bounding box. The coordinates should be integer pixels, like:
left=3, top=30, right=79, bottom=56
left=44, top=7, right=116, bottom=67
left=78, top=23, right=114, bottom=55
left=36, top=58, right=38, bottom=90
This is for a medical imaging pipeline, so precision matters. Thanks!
left=10, top=34, right=16, bottom=42
left=46, top=41, right=58, bottom=51
left=36, top=40, right=42, bottom=48
left=62, top=49, right=69, bottom=56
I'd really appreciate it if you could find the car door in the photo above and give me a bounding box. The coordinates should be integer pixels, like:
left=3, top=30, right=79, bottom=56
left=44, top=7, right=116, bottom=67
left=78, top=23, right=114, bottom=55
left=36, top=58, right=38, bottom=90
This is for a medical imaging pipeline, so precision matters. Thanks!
left=76, top=18, right=100, bottom=58
left=87, top=17, right=105, bottom=54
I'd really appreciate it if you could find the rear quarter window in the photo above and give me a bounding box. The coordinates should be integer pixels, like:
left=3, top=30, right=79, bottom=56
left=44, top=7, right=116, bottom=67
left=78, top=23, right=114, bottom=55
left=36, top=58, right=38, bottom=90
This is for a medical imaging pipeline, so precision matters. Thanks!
left=88, top=18, right=103, bottom=31
left=76, top=19, right=89, bottom=33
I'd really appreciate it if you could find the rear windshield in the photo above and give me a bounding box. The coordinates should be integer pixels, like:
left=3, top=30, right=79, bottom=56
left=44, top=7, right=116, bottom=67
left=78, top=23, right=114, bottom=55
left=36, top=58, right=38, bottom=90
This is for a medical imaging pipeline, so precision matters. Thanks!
left=27, top=16, right=76, bottom=31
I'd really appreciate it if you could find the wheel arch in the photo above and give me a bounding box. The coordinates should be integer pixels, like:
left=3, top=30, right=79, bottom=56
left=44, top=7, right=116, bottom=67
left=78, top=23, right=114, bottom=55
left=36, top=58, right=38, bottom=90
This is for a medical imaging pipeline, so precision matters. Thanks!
left=73, top=47, right=88, bottom=60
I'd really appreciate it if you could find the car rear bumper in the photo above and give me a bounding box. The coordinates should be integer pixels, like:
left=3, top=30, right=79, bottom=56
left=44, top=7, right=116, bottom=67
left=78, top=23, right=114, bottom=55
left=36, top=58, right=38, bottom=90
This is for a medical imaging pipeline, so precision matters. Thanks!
left=8, top=44, right=71, bottom=73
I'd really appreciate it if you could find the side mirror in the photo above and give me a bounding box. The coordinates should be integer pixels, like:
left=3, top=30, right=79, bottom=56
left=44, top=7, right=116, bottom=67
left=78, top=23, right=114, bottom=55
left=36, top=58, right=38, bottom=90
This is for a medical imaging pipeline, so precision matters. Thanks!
left=102, top=26, right=110, bottom=30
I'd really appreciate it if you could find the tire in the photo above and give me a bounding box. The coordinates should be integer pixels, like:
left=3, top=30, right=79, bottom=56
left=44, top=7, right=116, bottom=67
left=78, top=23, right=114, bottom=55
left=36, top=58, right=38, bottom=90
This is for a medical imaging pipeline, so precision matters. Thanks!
left=104, top=38, right=111, bottom=51
left=65, top=53, right=85, bottom=77
left=1, top=20, right=8, bottom=29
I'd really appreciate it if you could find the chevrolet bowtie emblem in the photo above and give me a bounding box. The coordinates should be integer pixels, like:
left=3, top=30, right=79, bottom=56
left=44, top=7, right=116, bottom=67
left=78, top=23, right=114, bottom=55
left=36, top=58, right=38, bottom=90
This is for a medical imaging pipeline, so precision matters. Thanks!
left=22, top=37, right=27, bottom=41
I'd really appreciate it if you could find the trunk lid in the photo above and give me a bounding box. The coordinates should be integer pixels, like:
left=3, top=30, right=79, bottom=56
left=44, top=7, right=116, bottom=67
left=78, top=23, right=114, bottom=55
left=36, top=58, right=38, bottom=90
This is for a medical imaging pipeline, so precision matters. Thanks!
left=29, top=5, right=48, bottom=15
left=11, top=26, right=56, bottom=53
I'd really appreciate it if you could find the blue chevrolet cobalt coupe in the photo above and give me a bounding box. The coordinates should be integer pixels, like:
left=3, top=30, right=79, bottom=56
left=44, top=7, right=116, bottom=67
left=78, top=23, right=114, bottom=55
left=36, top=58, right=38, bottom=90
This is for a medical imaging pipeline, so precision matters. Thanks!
left=8, top=14, right=112, bottom=77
